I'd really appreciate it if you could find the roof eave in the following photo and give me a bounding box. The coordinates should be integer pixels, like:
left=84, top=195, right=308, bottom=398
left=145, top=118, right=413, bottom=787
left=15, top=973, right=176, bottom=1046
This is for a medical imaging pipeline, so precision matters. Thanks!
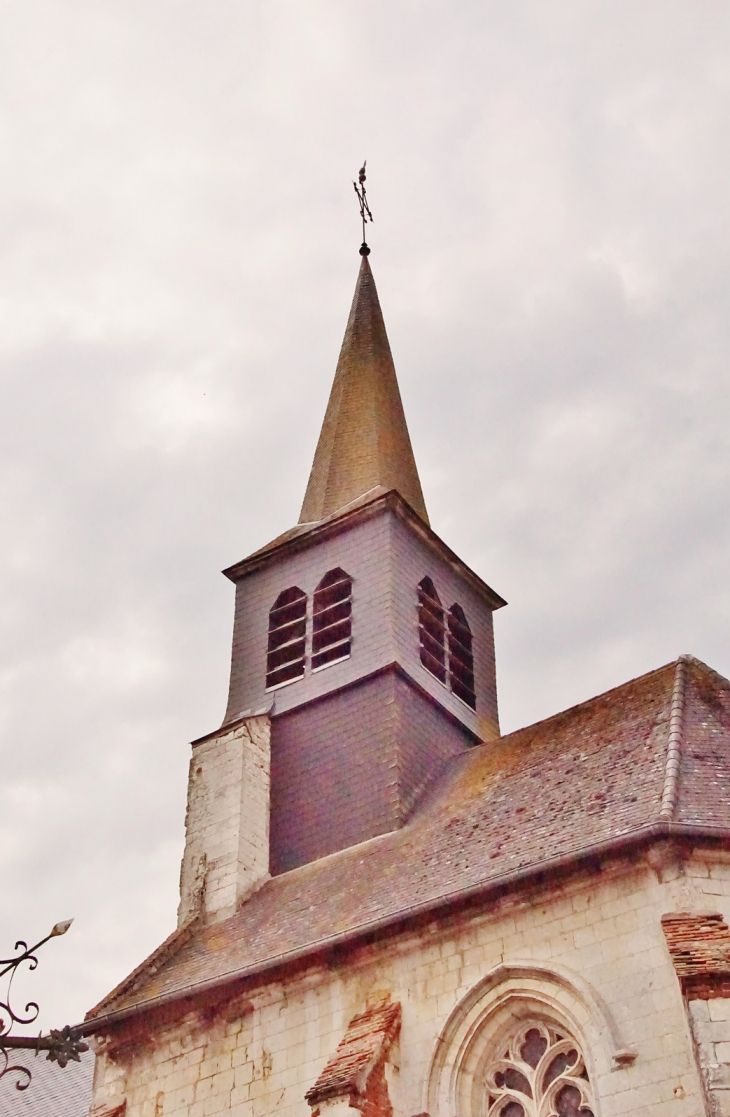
left=80, top=819, right=727, bottom=1036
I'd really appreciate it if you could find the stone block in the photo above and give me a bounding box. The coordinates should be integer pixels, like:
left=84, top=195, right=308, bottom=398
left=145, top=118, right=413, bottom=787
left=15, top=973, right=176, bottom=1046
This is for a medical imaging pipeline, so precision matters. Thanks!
left=693, top=1020, right=730, bottom=1044
left=690, top=999, right=711, bottom=1023
left=707, top=1064, right=730, bottom=1088
left=713, top=1089, right=730, bottom=1116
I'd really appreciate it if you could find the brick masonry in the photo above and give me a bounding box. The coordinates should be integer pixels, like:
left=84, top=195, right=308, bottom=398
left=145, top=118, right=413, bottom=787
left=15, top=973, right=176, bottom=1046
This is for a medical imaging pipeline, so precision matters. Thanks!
left=89, top=849, right=730, bottom=1117
left=304, top=1000, right=400, bottom=1107
left=662, top=910, right=730, bottom=1114
left=269, top=670, right=473, bottom=874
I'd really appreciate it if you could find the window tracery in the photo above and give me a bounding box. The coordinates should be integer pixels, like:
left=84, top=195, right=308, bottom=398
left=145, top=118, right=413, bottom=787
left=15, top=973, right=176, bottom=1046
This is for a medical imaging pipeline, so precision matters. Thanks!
left=484, top=1021, right=595, bottom=1117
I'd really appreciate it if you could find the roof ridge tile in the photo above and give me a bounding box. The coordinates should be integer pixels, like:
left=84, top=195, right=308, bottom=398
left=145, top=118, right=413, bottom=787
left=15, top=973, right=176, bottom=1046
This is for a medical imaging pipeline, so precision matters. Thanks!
left=659, top=656, right=690, bottom=822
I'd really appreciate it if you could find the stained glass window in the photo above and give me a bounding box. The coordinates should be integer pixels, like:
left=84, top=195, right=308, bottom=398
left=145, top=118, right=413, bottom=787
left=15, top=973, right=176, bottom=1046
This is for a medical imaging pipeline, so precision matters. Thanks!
left=484, top=1022, right=594, bottom=1117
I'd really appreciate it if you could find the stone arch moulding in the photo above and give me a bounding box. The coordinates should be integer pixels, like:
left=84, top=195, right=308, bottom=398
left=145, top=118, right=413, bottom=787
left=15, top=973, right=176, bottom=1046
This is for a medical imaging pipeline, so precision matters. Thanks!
left=424, top=961, right=637, bottom=1117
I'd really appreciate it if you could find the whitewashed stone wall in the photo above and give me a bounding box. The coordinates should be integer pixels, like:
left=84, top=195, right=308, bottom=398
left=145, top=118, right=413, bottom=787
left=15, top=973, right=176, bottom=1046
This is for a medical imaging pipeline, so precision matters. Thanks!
left=177, top=715, right=270, bottom=925
left=91, top=849, right=730, bottom=1117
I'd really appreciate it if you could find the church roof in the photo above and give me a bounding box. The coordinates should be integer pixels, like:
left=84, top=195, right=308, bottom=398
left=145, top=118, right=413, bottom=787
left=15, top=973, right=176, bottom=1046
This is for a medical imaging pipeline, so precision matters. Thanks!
left=2, top=1049, right=94, bottom=1117
left=298, top=254, right=429, bottom=526
left=86, top=655, right=730, bottom=1028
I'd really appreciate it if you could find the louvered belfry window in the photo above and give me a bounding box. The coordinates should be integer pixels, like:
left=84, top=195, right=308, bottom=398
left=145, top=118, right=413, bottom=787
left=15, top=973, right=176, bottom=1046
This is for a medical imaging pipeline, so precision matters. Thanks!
left=418, top=578, right=476, bottom=709
left=448, top=604, right=476, bottom=709
left=312, top=568, right=352, bottom=671
left=266, top=587, right=307, bottom=690
left=418, top=577, right=447, bottom=683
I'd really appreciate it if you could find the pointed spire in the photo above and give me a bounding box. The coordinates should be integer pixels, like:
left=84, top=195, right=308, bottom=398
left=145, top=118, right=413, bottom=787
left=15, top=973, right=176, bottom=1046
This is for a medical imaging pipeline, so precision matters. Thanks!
left=299, top=255, right=429, bottom=525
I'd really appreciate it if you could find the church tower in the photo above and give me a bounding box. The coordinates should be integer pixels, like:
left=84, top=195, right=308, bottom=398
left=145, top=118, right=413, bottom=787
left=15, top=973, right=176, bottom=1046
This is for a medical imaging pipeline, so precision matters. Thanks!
left=86, top=216, right=730, bottom=1117
left=178, top=246, right=505, bottom=924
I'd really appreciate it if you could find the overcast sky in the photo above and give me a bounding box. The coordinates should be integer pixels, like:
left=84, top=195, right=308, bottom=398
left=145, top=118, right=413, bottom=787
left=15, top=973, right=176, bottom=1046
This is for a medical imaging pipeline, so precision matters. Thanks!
left=1, top=0, right=729, bottom=1033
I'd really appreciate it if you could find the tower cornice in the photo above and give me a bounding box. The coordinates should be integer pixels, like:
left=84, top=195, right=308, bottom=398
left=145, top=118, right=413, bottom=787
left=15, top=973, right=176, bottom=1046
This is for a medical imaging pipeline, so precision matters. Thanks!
left=223, top=487, right=506, bottom=612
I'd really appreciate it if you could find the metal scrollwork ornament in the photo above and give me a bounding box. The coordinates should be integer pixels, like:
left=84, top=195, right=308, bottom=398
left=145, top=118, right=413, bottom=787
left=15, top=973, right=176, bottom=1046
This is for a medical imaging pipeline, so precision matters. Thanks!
left=0, top=920, right=88, bottom=1093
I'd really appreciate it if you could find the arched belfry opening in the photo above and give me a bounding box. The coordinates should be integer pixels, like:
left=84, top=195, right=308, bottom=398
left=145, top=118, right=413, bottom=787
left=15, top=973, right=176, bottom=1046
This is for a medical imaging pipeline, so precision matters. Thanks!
left=312, top=568, right=353, bottom=671
left=266, top=587, right=307, bottom=690
left=418, top=576, right=447, bottom=683
left=448, top=603, right=476, bottom=709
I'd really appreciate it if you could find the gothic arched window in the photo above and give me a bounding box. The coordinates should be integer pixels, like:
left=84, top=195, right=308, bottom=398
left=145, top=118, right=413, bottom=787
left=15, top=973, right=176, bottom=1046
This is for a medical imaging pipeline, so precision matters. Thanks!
left=484, top=1021, right=595, bottom=1117
left=312, top=568, right=352, bottom=671
left=418, top=577, right=446, bottom=684
left=266, top=586, right=307, bottom=690
left=448, top=604, right=476, bottom=710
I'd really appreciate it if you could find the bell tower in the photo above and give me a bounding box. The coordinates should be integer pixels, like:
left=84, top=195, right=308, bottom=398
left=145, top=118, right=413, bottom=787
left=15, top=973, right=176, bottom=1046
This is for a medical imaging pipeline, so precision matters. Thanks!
left=219, top=247, right=506, bottom=875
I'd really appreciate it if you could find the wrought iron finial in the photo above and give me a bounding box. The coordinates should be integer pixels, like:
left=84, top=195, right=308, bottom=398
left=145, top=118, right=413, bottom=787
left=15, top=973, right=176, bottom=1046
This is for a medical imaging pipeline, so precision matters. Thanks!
left=0, top=922, right=88, bottom=1094
left=353, top=161, right=373, bottom=255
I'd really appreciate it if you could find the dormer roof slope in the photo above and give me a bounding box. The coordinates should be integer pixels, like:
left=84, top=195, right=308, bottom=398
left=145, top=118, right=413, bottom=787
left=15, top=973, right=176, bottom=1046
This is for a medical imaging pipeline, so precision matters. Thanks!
left=299, top=255, right=428, bottom=525
left=86, top=655, right=730, bottom=1027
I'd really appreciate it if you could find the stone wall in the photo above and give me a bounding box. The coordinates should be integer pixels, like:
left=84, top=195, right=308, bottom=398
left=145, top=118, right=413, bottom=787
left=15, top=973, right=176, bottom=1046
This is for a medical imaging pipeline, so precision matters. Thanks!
left=661, top=893, right=730, bottom=1117
left=90, top=848, right=730, bottom=1117
left=177, top=714, right=270, bottom=926
left=688, top=999, right=730, bottom=1116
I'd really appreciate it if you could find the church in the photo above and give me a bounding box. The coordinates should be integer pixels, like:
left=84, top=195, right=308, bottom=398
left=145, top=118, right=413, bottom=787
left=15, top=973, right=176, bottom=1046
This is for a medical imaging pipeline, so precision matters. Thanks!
left=83, top=243, right=730, bottom=1117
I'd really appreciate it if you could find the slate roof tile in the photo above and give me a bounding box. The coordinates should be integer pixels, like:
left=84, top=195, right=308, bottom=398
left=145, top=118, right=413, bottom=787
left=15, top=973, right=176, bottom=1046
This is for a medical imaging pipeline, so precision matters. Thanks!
left=2, top=1048, right=94, bottom=1117
left=88, top=656, right=730, bottom=1023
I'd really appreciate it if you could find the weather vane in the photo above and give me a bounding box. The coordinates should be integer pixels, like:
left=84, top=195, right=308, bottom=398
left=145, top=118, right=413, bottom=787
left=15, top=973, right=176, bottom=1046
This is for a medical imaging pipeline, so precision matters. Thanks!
left=353, top=161, right=373, bottom=256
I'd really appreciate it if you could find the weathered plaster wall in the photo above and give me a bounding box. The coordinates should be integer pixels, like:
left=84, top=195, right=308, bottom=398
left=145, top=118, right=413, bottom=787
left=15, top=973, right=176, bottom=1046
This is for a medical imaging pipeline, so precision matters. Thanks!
left=91, top=849, right=730, bottom=1117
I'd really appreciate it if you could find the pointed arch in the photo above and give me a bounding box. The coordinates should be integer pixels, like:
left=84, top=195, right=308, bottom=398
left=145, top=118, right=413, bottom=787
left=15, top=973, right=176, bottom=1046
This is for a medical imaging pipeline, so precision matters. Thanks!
left=266, top=586, right=307, bottom=690
left=418, top=577, right=446, bottom=683
left=425, top=962, right=635, bottom=1117
left=448, top=603, right=476, bottom=710
left=312, top=568, right=352, bottom=671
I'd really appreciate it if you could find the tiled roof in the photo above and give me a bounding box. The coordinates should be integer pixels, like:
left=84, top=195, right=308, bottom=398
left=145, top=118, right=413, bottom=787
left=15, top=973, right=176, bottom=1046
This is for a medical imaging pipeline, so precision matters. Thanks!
left=89, top=656, right=730, bottom=1025
left=305, top=1001, right=400, bottom=1105
left=2, top=1048, right=94, bottom=1117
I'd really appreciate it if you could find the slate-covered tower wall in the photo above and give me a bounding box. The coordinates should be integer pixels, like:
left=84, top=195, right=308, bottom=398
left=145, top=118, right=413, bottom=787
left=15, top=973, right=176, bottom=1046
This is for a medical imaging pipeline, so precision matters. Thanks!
left=218, top=253, right=505, bottom=873
left=223, top=496, right=502, bottom=873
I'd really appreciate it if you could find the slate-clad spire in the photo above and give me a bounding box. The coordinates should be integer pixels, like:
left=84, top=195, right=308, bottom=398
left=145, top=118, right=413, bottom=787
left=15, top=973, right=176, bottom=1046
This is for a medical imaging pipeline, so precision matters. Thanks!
left=299, top=255, right=429, bottom=525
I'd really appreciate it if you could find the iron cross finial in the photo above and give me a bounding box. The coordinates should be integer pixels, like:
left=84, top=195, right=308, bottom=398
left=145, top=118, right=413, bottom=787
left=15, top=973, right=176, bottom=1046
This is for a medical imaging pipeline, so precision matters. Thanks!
left=353, top=160, right=373, bottom=255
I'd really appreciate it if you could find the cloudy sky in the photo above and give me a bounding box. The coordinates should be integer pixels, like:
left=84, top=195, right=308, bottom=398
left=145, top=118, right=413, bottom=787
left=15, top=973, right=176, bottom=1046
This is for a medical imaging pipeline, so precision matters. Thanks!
left=1, top=1, right=729, bottom=1032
